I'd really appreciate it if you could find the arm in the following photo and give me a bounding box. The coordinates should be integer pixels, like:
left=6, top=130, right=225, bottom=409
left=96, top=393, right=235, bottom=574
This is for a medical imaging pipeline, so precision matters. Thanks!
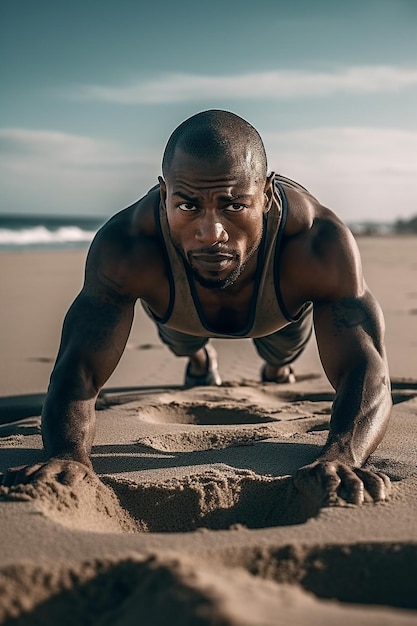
left=0, top=234, right=137, bottom=487
left=41, top=283, right=135, bottom=468
left=314, top=289, right=391, bottom=467
left=0, top=195, right=164, bottom=488
left=291, top=219, right=392, bottom=504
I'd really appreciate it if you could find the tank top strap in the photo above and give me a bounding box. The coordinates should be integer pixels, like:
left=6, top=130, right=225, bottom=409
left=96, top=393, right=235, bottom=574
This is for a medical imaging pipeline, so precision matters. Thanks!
left=145, top=177, right=293, bottom=338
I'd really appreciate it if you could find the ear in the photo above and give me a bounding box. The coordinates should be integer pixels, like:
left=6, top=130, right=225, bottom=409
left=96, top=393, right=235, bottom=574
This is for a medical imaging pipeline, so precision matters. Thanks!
left=158, top=176, right=167, bottom=209
left=263, top=171, right=275, bottom=213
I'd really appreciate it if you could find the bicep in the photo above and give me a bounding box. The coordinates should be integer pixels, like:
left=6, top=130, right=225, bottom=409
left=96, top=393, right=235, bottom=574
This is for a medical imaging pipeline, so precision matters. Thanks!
left=59, top=231, right=138, bottom=361
left=61, top=290, right=133, bottom=351
left=53, top=287, right=135, bottom=392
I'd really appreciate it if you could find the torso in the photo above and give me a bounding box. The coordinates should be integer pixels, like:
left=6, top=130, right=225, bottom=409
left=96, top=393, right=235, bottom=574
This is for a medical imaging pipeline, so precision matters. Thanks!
left=89, top=175, right=350, bottom=331
left=140, top=176, right=314, bottom=338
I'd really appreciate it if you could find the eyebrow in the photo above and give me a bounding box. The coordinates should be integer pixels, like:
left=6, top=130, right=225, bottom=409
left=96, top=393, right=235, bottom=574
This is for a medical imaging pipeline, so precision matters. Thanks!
left=219, top=194, right=253, bottom=201
left=172, top=191, right=254, bottom=202
left=172, top=191, right=199, bottom=202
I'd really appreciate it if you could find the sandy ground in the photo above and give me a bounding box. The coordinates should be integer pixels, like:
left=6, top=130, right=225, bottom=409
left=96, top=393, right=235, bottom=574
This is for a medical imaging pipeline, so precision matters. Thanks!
left=0, top=236, right=416, bottom=625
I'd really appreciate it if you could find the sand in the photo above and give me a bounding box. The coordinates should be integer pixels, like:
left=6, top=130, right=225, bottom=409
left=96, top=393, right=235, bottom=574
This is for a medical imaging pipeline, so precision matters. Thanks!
left=0, top=237, right=416, bottom=625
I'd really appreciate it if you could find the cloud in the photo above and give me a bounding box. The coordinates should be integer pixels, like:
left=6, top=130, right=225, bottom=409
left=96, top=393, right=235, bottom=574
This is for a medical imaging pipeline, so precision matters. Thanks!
left=0, top=128, right=160, bottom=215
left=263, top=127, right=417, bottom=221
left=0, top=128, right=154, bottom=168
left=264, top=126, right=417, bottom=174
left=69, top=66, right=417, bottom=104
left=1, top=126, right=416, bottom=221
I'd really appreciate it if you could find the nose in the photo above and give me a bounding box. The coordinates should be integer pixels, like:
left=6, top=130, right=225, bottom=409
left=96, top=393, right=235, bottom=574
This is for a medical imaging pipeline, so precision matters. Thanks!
left=195, top=212, right=229, bottom=246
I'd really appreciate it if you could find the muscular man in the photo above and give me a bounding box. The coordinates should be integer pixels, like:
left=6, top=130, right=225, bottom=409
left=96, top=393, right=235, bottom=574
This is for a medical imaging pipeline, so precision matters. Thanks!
left=1, top=110, right=392, bottom=505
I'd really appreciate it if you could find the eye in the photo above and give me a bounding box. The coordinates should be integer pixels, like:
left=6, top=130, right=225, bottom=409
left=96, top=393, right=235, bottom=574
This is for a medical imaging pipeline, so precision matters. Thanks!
left=178, top=202, right=198, bottom=211
left=226, top=203, right=247, bottom=212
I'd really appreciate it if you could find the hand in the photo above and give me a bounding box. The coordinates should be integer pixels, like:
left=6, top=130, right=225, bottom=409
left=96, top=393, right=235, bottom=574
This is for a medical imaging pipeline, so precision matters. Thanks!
left=294, top=460, right=391, bottom=507
left=0, top=458, right=93, bottom=489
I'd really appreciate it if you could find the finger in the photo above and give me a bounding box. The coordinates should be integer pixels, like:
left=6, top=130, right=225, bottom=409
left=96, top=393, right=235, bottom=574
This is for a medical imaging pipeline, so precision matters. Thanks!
left=317, top=463, right=342, bottom=506
left=376, top=471, right=392, bottom=496
left=34, top=460, right=92, bottom=487
left=294, top=462, right=341, bottom=506
left=57, top=463, right=91, bottom=486
left=14, top=463, right=46, bottom=487
left=293, top=464, right=324, bottom=499
left=1, top=465, right=42, bottom=487
left=354, top=468, right=391, bottom=502
left=337, top=465, right=364, bottom=505
left=0, top=466, right=23, bottom=487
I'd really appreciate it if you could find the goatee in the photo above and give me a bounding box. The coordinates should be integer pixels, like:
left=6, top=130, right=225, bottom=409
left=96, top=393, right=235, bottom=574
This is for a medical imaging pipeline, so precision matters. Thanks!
left=187, top=255, right=245, bottom=290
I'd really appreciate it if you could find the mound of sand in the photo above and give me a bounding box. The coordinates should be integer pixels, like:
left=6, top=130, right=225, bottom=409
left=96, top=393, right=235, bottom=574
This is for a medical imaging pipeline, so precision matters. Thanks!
left=2, top=552, right=417, bottom=626
left=103, top=468, right=317, bottom=532
left=0, top=470, right=136, bottom=534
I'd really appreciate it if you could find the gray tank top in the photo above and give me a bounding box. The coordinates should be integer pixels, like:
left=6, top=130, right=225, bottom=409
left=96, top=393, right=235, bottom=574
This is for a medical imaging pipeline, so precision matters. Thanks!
left=142, top=175, right=310, bottom=338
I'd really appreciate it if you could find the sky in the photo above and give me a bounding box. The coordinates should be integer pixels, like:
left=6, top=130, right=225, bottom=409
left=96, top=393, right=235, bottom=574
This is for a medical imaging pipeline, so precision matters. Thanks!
left=1, top=0, right=416, bottom=223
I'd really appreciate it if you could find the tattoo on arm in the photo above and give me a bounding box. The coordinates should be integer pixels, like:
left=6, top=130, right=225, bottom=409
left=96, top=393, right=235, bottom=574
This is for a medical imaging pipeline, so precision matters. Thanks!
left=331, top=298, right=372, bottom=336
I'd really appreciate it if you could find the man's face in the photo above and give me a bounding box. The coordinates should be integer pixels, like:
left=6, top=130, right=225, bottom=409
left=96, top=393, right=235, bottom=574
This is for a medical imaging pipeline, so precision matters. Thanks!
left=160, top=148, right=272, bottom=291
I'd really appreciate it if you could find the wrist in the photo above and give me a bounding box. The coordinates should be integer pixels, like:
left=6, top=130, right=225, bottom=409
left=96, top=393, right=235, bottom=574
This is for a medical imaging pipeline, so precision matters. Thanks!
left=49, top=449, right=92, bottom=470
left=317, top=438, right=359, bottom=467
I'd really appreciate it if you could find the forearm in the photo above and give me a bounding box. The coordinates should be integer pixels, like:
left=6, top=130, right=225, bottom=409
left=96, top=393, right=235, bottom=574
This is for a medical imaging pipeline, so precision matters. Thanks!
left=41, top=368, right=98, bottom=467
left=318, top=354, right=392, bottom=466
left=40, top=288, right=135, bottom=466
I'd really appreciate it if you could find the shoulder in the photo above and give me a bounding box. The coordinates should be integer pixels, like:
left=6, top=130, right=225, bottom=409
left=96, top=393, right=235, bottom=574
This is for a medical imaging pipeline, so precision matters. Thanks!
left=96, top=184, right=160, bottom=242
left=279, top=184, right=364, bottom=305
left=83, top=186, right=165, bottom=301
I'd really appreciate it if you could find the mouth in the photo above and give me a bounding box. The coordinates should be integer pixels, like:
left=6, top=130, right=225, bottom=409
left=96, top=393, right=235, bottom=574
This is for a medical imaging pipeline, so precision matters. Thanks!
left=191, top=253, right=235, bottom=272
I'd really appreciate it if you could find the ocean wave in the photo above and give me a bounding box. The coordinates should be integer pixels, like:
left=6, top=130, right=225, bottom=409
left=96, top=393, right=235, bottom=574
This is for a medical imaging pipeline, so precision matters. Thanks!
left=0, top=226, right=97, bottom=247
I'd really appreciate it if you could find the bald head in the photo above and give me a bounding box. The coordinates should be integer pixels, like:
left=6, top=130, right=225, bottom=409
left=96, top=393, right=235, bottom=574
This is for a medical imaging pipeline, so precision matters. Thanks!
left=162, top=110, right=268, bottom=180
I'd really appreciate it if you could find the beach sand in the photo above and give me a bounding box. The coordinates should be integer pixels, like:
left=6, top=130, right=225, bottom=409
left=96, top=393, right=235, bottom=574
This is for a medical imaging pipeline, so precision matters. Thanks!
left=0, top=237, right=416, bottom=625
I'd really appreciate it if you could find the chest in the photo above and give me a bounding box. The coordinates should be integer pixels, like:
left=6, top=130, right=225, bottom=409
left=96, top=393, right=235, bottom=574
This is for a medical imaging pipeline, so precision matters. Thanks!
left=194, top=286, right=254, bottom=334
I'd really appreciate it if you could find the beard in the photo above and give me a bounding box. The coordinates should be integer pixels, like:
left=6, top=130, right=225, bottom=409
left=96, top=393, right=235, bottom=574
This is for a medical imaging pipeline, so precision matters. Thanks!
left=187, top=250, right=244, bottom=290
left=169, top=235, right=263, bottom=291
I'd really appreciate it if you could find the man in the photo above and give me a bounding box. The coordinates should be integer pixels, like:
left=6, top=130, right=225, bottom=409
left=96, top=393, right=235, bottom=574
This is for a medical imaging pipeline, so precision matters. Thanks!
left=1, top=110, right=392, bottom=505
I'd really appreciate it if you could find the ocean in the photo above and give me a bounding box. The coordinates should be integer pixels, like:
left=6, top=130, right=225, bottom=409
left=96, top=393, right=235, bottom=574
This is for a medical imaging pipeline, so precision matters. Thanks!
left=0, top=214, right=403, bottom=252
left=0, top=214, right=109, bottom=251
